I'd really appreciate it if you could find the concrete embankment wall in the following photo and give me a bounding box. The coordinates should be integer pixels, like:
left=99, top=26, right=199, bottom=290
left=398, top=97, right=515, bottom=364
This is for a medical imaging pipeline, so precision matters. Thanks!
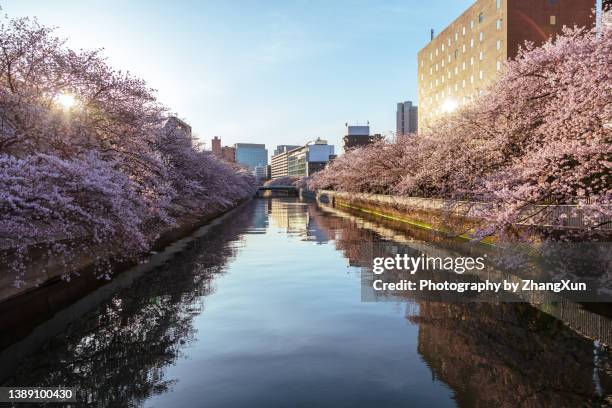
left=315, top=190, right=484, bottom=239
left=0, top=199, right=251, bottom=304
left=315, top=190, right=611, bottom=235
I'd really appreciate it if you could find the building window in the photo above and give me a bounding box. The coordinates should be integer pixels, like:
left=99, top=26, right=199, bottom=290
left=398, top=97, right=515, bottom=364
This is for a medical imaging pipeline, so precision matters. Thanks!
left=454, top=49, right=458, bottom=59
left=436, top=48, right=439, bottom=56
left=430, top=52, right=433, bottom=60
left=479, top=51, right=484, bottom=60
left=550, top=15, right=556, bottom=25
left=455, top=32, right=458, bottom=41
left=441, top=59, right=445, bottom=67
left=496, top=40, right=501, bottom=50
left=441, top=43, right=445, bottom=51
left=462, top=44, right=466, bottom=52
left=430, top=67, right=433, bottom=74
left=470, top=38, right=474, bottom=47
left=462, top=26, right=466, bottom=35
left=455, top=83, right=458, bottom=91
left=496, top=0, right=502, bottom=8
left=455, top=66, right=458, bottom=74
left=496, top=60, right=501, bottom=71
left=479, top=12, right=484, bottom=23
left=462, top=79, right=466, bottom=88
left=435, top=63, right=438, bottom=71
left=470, top=56, right=474, bottom=65
left=421, top=60, right=424, bottom=67
left=420, top=74, right=424, bottom=80
left=479, top=70, right=484, bottom=80
left=448, top=38, right=451, bottom=46
left=448, top=54, right=451, bottom=62
left=470, top=20, right=474, bottom=29
left=470, top=75, right=474, bottom=84
left=479, top=32, right=484, bottom=41
left=497, top=19, right=502, bottom=29
left=462, top=61, right=466, bottom=70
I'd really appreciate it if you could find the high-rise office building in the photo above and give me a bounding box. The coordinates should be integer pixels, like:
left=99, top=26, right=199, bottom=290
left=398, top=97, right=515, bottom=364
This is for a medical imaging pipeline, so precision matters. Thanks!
left=396, top=101, right=418, bottom=137
left=234, top=143, right=268, bottom=170
left=418, top=0, right=595, bottom=129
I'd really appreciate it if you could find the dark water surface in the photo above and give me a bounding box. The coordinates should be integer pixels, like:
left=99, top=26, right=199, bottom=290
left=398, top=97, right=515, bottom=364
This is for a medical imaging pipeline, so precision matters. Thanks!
left=2, top=198, right=611, bottom=407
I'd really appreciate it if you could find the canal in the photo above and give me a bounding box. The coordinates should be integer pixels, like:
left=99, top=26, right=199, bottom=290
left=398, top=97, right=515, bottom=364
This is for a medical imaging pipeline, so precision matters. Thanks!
left=1, top=198, right=610, bottom=407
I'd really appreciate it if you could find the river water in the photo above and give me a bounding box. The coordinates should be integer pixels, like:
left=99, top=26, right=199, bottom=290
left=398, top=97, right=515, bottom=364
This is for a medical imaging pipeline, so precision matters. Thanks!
left=1, top=198, right=611, bottom=407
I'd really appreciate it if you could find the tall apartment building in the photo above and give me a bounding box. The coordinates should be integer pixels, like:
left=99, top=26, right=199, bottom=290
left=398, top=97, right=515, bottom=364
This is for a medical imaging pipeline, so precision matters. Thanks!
left=418, top=0, right=595, bottom=129
left=396, top=101, right=418, bottom=137
left=234, top=143, right=268, bottom=170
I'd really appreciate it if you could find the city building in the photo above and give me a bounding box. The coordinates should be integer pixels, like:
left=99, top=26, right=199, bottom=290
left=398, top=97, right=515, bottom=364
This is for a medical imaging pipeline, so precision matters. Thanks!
left=270, top=139, right=334, bottom=179
left=287, top=139, right=335, bottom=178
left=417, top=0, right=595, bottom=129
left=343, top=124, right=382, bottom=150
left=211, top=136, right=222, bottom=158
left=270, top=145, right=300, bottom=179
left=396, top=101, right=418, bottom=136
left=273, top=145, right=300, bottom=156
left=253, top=165, right=267, bottom=182
left=234, top=143, right=268, bottom=170
left=221, top=146, right=235, bottom=163
left=162, top=117, right=192, bottom=140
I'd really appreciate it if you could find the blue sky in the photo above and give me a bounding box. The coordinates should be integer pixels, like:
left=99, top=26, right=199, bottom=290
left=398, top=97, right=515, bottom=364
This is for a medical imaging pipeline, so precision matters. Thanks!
left=2, top=0, right=474, bottom=153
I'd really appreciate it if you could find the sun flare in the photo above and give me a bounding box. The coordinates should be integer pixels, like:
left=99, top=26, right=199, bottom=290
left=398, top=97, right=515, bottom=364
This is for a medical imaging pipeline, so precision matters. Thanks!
left=56, top=93, right=76, bottom=109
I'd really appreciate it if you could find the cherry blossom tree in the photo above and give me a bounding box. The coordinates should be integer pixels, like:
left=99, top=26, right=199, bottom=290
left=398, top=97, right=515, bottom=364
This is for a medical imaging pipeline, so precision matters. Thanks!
left=0, top=14, right=255, bottom=283
left=310, top=21, right=611, bottom=240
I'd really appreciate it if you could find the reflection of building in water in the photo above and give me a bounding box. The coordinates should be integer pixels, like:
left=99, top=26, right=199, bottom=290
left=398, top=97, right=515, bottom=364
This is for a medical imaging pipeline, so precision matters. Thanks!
left=265, top=199, right=332, bottom=244
left=249, top=199, right=269, bottom=232
left=407, top=302, right=611, bottom=407
left=268, top=199, right=310, bottom=234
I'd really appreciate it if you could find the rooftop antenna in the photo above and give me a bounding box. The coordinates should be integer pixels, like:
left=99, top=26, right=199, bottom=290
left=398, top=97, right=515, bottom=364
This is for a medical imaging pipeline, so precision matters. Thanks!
left=431, top=29, right=434, bottom=41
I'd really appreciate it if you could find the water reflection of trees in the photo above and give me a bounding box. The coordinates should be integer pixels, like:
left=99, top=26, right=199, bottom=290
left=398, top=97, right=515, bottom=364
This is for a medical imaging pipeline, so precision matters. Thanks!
left=410, top=302, right=611, bottom=407
left=308, top=203, right=612, bottom=407
left=5, top=202, right=258, bottom=407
